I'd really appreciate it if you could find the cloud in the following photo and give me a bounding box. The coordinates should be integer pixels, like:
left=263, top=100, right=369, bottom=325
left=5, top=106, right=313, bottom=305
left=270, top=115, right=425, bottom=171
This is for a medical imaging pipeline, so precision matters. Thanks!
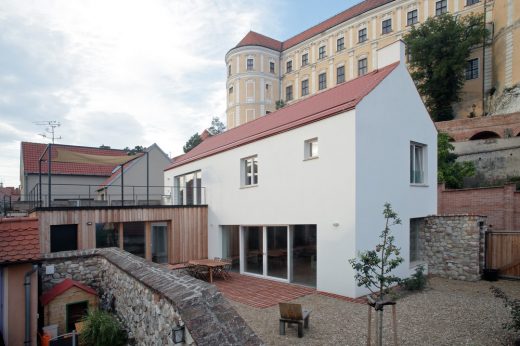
left=0, top=0, right=281, bottom=186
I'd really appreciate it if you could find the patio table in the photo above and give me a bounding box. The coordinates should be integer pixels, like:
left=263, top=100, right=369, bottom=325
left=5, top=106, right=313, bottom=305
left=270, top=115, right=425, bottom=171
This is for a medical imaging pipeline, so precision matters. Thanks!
left=188, top=259, right=226, bottom=283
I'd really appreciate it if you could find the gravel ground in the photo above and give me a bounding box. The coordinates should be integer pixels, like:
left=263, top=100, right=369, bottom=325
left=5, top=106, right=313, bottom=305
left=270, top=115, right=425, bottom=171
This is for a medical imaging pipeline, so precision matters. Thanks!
left=230, top=277, right=520, bottom=345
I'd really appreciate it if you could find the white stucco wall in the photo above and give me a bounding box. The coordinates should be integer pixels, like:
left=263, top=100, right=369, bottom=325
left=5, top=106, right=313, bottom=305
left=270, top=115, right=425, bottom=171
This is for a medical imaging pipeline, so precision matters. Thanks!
left=354, top=63, right=437, bottom=297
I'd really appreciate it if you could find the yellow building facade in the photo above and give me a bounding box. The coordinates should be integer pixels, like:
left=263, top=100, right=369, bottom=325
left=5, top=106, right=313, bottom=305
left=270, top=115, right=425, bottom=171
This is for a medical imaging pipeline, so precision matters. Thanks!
left=225, top=0, right=519, bottom=128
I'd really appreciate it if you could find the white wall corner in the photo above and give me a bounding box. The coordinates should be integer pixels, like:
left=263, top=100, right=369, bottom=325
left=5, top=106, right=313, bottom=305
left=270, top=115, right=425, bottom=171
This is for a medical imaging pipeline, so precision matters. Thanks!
left=376, top=40, right=406, bottom=69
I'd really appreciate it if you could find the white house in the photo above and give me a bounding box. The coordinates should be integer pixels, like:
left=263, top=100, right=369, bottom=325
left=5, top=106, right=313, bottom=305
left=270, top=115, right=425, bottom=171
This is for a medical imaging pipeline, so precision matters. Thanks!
left=164, top=41, right=437, bottom=298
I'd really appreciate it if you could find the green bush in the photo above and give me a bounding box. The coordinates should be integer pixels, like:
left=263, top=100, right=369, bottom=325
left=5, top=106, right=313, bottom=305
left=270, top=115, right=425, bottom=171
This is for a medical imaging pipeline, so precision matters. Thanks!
left=491, top=286, right=520, bottom=333
left=80, top=309, right=127, bottom=346
left=401, top=265, right=428, bottom=291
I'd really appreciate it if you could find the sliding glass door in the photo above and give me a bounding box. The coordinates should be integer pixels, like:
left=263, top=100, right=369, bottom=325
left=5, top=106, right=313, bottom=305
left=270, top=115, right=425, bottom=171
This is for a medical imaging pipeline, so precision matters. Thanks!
left=267, top=226, right=287, bottom=279
left=244, top=226, right=263, bottom=275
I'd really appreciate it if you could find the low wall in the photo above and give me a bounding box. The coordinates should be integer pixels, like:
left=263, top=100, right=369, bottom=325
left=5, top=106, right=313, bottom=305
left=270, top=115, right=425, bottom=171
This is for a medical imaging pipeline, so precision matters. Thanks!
left=42, top=248, right=262, bottom=345
left=421, top=215, right=486, bottom=281
left=438, top=183, right=520, bottom=230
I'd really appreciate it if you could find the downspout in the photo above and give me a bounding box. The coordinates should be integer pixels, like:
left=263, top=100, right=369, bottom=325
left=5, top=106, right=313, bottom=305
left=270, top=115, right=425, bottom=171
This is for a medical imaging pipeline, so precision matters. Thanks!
left=482, top=0, right=487, bottom=116
left=24, top=264, right=38, bottom=346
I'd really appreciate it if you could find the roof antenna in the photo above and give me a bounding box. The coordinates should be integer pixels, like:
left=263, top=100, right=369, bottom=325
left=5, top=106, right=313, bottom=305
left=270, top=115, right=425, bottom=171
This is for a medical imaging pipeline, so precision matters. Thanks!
left=34, top=120, right=62, bottom=143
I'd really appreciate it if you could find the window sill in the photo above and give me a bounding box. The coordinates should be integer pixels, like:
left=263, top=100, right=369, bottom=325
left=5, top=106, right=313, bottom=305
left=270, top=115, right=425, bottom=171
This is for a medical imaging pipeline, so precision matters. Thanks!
left=410, top=183, right=429, bottom=187
left=240, top=184, right=258, bottom=189
left=303, top=156, right=319, bottom=161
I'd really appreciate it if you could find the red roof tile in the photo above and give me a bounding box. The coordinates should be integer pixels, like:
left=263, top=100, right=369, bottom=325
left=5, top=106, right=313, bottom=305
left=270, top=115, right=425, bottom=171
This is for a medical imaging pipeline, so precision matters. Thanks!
left=0, top=217, right=40, bottom=264
left=21, top=142, right=129, bottom=177
left=40, top=278, right=97, bottom=306
left=166, top=62, right=399, bottom=171
left=96, top=153, right=144, bottom=189
left=232, top=0, right=394, bottom=51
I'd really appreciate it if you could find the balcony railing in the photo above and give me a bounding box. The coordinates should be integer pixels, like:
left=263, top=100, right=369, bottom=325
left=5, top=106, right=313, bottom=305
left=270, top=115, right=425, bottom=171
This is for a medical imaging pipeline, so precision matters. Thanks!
left=27, top=183, right=206, bottom=209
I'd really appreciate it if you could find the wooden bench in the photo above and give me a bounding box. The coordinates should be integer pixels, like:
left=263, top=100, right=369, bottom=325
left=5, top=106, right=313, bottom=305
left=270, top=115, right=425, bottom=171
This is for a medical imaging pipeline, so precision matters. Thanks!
left=279, top=302, right=311, bottom=338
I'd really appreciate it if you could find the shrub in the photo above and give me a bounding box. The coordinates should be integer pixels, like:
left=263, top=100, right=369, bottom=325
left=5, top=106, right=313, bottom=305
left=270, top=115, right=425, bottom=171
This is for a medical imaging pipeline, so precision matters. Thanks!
left=401, top=265, right=428, bottom=291
left=491, top=286, right=520, bottom=333
left=80, top=309, right=127, bottom=346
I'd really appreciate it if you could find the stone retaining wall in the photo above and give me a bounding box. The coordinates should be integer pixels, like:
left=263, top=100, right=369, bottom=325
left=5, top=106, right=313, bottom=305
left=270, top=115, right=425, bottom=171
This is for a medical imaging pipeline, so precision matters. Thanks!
left=420, top=215, right=487, bottom=281
left=42, top=248, right=262, bottom=345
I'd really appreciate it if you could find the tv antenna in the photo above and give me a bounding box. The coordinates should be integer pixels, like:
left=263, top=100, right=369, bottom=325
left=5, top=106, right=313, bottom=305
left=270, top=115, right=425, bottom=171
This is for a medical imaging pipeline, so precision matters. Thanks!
left=34, top=120, right=62, bottom=143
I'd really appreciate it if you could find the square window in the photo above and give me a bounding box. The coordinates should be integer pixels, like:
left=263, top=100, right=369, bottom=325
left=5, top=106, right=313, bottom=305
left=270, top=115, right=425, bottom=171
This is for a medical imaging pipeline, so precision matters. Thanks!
left=286, top=60, right=292, bottom=73
left=409, top=218, right=423, bottom=262
left=247, top=58, right=254, bottom=71
left=301, top=79, right=309, bottom=96
left=96, top=223, right=119, bottom=248
left=270, top=61, right=275, bottom=73
left=382, top=19, right=392, bottom=34
left=410, top=142, right=427, bottom=184
left=358, top=58, right=368, bottom=76
left=465, top=58, right=479, bottom=80
left=304, top=138, right=319, bottom=159
left=337, top=37, right=345, bottom=51
left=318, top=73, right=327, bottom=90
left=242, top=156, right=258, bottom=186
left=337, top=66, right=345, bottom=84
left=319, top=46, right=326, bottom=59
left=407, top=10, right=418, bottom=26
left=286, top=85, right=293, bottom=101
left=50, top=224, right=78, bottom=252
left=358, top=28, right=367, bottom=43
left=301, top=53, right=309, bottom=66
left=466, top=0, right=479, bottom=5
left=436, top=0, right=447, bottom=16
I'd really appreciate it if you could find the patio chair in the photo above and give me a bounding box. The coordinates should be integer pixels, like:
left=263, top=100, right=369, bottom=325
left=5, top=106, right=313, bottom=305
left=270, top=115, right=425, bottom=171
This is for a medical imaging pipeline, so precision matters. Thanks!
left=279, top=302, right=311, bottom=338
left=220, top=258, right=233, bottom=279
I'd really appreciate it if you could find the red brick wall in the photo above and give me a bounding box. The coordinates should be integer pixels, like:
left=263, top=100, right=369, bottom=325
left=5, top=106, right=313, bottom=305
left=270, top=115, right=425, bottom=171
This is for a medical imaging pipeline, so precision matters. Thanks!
left=436, top=112, right=520, bottom=141
left=438, top=183, right=520, bottom=230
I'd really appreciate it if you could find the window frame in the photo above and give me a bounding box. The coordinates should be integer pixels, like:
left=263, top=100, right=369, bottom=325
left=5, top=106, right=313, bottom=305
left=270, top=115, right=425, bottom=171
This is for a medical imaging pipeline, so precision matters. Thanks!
left=318, top=46, right=326, bottom=60
left=465, top=58, right=479, bottom=80
left=410, top=142, right=427, bottom=185
left=228, top=65, right=231, bottom=77
left=358, top=58, right=368, bottom=76
left=241, top=155, right=258, bottom=187
left=382, top=18, right=392, bottom=34
left=270, top=61, right=275, bottom=74
left=301, top=79, right=309, bottom=96
left=409, top=218, right=423, bottom=264
left=175, top=170, right=202, bottom=205
left=286, top=85, right=293, bottom=102
left=318, top=72, right=327, bottom=90
left=229, top=86, right=233, bottom=95
left=358, top=28, right=367, bottom=43
left=466, top=0, right=479, bottom=5
left=301, top=53, right=309, bottom=66
left=304, top=138, right=319, bottom=160
left=246, top=58, right=254, bottom=71
left=286, top=60, right=293, bottom=73
left=337, top=65, right=345, bottom=84
left=435, top=0, right=448, bottom=16
left=337, top=37, right=345, bottom=52
left=407, top=10, right=418, bottom=26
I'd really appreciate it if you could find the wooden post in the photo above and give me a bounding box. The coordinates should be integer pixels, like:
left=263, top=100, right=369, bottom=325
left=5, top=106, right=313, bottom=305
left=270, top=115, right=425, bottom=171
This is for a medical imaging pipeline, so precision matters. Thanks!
left=145, top=222, right=152, bottom=261
left=367, top=305, right=372, bottom=346
left=392, top=304, right=398, bottom=346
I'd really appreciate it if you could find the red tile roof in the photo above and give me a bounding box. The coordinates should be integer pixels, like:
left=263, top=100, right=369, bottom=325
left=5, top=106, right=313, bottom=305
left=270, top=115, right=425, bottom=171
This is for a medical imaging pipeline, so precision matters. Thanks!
left=0, top=217, right=40, bottom=264
left=40, top=278, right=97, bottom=306
left=166, top=62, right=399, bottom=171
left=21, top=142, right=129, bottom=176
left=232, top=0, right=395, bottom=51
left=96, top=153, right=144, bottom=189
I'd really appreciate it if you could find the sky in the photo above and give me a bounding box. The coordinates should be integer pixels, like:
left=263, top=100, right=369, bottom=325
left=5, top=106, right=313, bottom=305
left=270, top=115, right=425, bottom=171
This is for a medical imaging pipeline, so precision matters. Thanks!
left=0, top=0, right=359, bottom=187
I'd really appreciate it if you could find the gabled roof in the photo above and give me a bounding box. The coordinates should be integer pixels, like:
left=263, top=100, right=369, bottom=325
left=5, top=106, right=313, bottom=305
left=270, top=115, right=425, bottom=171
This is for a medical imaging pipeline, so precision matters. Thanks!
left=40, top=278, right=97, bottom=306
left=21, top=142, right=129, bottom=176
left=166, top=62, right=399, bottom=171
left=0, top=217, right=40, bottom=264
left=232, top=0, right=395, bottom=51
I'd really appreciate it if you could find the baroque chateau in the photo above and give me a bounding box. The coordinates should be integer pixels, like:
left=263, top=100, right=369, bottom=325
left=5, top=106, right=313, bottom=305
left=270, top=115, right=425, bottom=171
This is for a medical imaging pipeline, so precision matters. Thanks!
left=225, top=0, right=520, bottom=129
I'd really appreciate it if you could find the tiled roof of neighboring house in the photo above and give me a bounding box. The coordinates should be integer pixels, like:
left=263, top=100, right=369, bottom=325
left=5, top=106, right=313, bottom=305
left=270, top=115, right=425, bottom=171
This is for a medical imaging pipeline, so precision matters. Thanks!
left=232, top=0, right=394, bottom=51
left=96, top=153, right=144, bottom=189
left=21, top=142, right=129, bottom=176
left=166, top=62, right=399, bottom=171
left=0, top=217, right=40, bottom=264
left=0, top=186, right=21, bottom=202
left=40, top=278, right=97, bottom=306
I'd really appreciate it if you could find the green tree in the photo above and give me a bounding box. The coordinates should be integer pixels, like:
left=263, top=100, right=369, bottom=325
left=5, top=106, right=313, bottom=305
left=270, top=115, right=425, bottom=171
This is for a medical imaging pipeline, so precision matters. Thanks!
left=275, top=100, right=286, bottom=110
left=207, top=117, right=226, bottom=135
left=183, top=133, right=202, bottom=153
left=403, top=13, right=488, bottom=121
left=99, top=144, right=111, bottom=149
left=80, top=310, right=127, bottom=346
left=123, top=145, right=145, bottom=155
left=438, top=133, right=475, bottom=188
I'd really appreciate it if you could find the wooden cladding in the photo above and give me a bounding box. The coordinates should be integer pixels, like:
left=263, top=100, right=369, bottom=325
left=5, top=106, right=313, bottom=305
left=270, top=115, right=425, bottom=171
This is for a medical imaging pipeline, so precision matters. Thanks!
left=35, top=206, right=208, bottom=264
left=486, top=231, right=520, bottom=277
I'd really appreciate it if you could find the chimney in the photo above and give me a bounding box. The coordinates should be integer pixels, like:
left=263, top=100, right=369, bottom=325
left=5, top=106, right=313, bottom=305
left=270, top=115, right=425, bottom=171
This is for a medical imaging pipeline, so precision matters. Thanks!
left=377, top=40, right=406, bottom=69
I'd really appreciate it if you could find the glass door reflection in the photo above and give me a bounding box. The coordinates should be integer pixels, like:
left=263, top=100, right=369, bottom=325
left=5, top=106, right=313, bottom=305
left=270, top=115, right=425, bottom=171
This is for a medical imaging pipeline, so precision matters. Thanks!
left=244, top=226, right=263, bottom=275
left=267, top=226, right=287, bottom=279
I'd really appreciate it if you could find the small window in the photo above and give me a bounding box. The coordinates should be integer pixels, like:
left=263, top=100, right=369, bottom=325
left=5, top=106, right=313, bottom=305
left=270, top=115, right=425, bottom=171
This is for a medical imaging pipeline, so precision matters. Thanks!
left=304, top=138, right=318, bottom=159
left=435, top=0, right=447, bottom=16
left=407, top=10, right=418, bottom=26
left=318, top=72, right=327, bottom=90
left=286, top=60, right=292, bottom=73
left=319, top=46, right=326, bottom=59
left=337, top=66, right=345, bottom=84
left=409, top=218, right=422, bottom=263
left=358, top=58, right=368, bottom=76
left=465, top=58, right=479, bottom=80
left=228, top=65, right=231, bottom=76
left=242, top=156, right=258, bottom=186
left=382, top=19, right=392, bottom=34
left=229, top=86, right=233, bottom=95
left=337, top=37, right=345, bottom=52
left=358, top=28, right=367, bottom=43
left=466, top=0, right=479, bottom=5
left=247, top=58, right=254, bottom=71
left=96, top=223, right=119, bottom=248
left=301, top=79, right=309, bottom=96
left=301, top=53, right=308, bottom=66
left=286, top=85, right=293, bottom=101
left=270, top=62, right=275, bottom=74
left=50, top=224, right=78, bottom=252
left=410, top=142, right=427, bottom=185
left=266, top=84, right=269, bottom=90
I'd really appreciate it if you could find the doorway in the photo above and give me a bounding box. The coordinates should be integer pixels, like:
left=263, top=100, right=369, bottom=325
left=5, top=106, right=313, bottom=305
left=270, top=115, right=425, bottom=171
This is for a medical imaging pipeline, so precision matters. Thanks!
left=152, top=223, right=168, bottom=264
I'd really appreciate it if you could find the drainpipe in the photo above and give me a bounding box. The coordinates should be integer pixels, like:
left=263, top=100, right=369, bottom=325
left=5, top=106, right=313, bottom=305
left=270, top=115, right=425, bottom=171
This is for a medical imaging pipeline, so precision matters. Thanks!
left=24, top=264, right=38, bottom=346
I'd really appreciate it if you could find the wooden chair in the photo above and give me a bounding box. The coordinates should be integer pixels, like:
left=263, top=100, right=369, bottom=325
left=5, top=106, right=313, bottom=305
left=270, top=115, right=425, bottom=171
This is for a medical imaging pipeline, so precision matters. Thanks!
left=279, top=302, right=311, bottom=338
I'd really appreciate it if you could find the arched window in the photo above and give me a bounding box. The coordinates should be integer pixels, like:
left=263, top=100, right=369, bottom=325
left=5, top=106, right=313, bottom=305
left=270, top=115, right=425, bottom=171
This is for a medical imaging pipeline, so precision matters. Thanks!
left=469, top=131, right=500, bottom=140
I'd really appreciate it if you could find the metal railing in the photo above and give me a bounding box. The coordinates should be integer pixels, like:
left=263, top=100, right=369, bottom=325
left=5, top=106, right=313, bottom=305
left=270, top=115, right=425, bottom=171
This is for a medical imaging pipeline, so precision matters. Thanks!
left=27, top=183, right=206, bottom=209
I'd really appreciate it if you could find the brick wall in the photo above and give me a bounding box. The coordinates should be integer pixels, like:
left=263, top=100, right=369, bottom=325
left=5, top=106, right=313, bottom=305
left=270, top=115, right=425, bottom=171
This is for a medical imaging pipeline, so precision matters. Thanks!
left=45, top=287, right=98, bottom=334
left=438, top=183, right=520, bottom=230
left=435, top=112, right=520, bottom=141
